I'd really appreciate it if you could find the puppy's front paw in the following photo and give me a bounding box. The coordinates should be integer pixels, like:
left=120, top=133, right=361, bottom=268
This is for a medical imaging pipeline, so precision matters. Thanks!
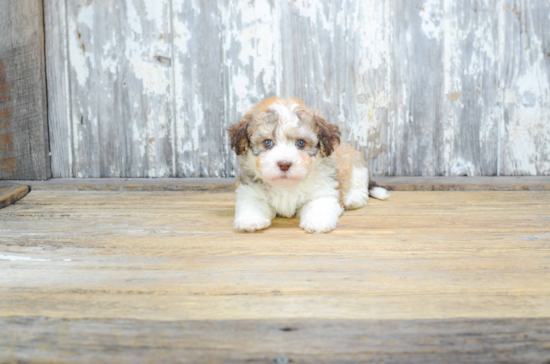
left=343, top=191, right=368, bottom=210
left=299, top=213, right=339, bottom=234
left=234, top=215, right=272, bottom=232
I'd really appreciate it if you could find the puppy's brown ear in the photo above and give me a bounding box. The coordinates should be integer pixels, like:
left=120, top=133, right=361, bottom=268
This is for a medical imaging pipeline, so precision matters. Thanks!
left=315, top=115, right=340, bottom=156
left=228, top=114, right=251, bottom=155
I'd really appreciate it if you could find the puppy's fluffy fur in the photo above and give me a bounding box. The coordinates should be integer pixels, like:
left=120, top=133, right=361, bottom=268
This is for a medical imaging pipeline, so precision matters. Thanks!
left=229, top=97, right=389, bottom=233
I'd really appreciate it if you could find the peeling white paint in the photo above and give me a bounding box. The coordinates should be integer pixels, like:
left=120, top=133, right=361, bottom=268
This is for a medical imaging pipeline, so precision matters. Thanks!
left=132, top=59, right=170, bottom=95
left=220, top=0, right=280, bottom=119
left=419, top=0, right=442, bottom=40
left=450, top=157, right=477, bottom=176
left=350, top=91, right=389, bottom=148
left=231, top=73, right=251, bottom=115
left=143, top=0, right=164, bottom=23
left=172, top=11, right=191, bottom=55
left=500, top=1, right=550, bottom=176
left=68, top=3, right=95, bottom=87
left=504, top=64, right=550, bottom=175
left=292, top=0, right=334, bottom=37
left=53, top=0, right=550, bottom=178
left=126, top=0, right=143, bottom=35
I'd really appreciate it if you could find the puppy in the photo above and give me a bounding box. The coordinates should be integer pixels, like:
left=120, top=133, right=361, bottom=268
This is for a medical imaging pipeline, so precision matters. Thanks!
left=229, top=97, right=389, bottom=233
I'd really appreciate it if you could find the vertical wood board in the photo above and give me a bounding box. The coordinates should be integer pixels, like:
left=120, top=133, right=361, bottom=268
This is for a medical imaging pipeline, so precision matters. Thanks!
left=65, top=0, right=174, bottom=178
left=0, top=0, right=50, bottom=180
left=45, top=0, right=73, bottom=178
left=499, top=0, right=550, bottom=176
left=441, top=0, right=500, bottom=176
left=389, top=0, right=444, bottom=176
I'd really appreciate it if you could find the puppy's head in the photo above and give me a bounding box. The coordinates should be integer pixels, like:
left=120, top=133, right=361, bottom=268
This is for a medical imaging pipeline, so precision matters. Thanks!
left=229, top=97, right=340, bottom=188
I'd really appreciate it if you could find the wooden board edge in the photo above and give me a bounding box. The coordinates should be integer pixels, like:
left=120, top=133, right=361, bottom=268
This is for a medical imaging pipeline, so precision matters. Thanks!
left=1, top=316, right=550, bottom=363
left=382, top=183, right=550, bottom=192
left=1, top=177, right=550, bottom=192
left=0, top=184, right=30, bottom=208
left=29, top=184, right=237, bottom=192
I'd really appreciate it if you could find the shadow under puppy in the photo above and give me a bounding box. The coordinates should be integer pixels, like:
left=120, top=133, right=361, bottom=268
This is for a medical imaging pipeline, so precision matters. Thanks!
left=229, top=97, right=389, bottom=234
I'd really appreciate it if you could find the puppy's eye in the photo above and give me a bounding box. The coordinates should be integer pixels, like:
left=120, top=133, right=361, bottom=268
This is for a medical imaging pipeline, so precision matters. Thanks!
left=296, top=139, right=306, bottom=148
left=263, top=139, right=273, bottom=148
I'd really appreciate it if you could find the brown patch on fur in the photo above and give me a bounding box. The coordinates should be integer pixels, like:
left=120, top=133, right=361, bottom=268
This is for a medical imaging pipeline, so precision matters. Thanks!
left=229, top=97, right=284, bottom=155
left=315, top=115, right=340, bottom=156
left=228, top=115, right=252, bottom=155
left=333, top=141, right=368, bottom=205
left=294, top=104, right=340, bottom=156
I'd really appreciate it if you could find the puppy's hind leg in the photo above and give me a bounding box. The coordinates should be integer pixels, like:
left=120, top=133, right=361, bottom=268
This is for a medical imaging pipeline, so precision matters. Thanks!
left=342, top=165, right=370, bottom=210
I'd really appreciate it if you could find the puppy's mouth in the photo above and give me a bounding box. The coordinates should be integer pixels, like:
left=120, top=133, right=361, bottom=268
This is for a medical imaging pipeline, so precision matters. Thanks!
left=267, top=172, right=305, bottom=187
left=275, top=171, right=299, bottom=179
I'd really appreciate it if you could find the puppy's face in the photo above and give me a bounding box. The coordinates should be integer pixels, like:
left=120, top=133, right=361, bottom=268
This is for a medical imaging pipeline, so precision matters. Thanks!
left=229, top=97, right=340, bottom=188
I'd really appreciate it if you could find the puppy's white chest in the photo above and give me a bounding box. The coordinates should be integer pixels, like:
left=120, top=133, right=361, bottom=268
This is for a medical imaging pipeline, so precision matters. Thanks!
left=268, top=188, right=306, bottom=218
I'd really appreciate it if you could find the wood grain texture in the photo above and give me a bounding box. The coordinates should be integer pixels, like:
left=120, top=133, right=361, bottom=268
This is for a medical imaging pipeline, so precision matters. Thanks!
left=1, top=190, right=549, bottom=320
left=390, top=0, right=444, bottom=176
left=0, top=189, right=550, bottom=361
left=117, top=0, right=174, bottom=178
left=44, top=0, right=73, bottom=178
left=442, top=0, right=499, bottom=176
left=2, top=317, right=550, bottom=363
left=44, top=0, right=550, bottom=178
left=172, top=0, right=225, bottom=177
left=65, top=0, right=100, bottom=178
left=0, top=0, right=50, bottom=180
left=172, top=0, right=212, bottom=177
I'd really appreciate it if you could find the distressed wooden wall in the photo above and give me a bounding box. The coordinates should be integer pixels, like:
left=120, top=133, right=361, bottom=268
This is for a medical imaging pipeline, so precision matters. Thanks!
left=45, top=0, right=550, bottom=178
left=0, top=0, right=50, bottom=180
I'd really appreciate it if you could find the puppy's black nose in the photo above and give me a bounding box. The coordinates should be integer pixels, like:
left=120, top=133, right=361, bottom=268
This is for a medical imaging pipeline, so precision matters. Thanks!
left=277, top=161, right=292, bottom=172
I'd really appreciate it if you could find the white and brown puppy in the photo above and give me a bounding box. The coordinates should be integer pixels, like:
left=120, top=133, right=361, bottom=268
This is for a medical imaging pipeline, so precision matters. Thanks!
left=229, top=97, right=389, bottom=234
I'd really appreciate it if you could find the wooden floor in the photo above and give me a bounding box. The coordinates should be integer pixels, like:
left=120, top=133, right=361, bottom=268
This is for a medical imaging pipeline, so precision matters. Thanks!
left=1, top=189, right=550, bottom=363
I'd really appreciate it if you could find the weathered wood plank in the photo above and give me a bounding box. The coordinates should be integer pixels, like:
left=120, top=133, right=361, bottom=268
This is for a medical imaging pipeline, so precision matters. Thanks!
left=1, top=317, right=550, bottom=363
left=45, top=1, right=550, bottom=178
left=66, top=0, right=101, bottom=178
left=0, top=0, right=50, bottom=180
left=0, top=182, right=29, bottom=209
left=389, top=0, right=444, bottom=176
left=441, top=0, right=500, bottom=176
left=172, top=0, right=225, bottom=177
left=1, top=190, right=549, bottom=320
left=84, top=0, right=122, bottom=178
left=117, top=0, right=174, bottom=177
left=499, top=0, right=550, bottom=176
left=1, top=190, right=550, bottom=360
left=66, top=0, right=174, bottom=178
left=44, top=0, right=73, bottom=178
